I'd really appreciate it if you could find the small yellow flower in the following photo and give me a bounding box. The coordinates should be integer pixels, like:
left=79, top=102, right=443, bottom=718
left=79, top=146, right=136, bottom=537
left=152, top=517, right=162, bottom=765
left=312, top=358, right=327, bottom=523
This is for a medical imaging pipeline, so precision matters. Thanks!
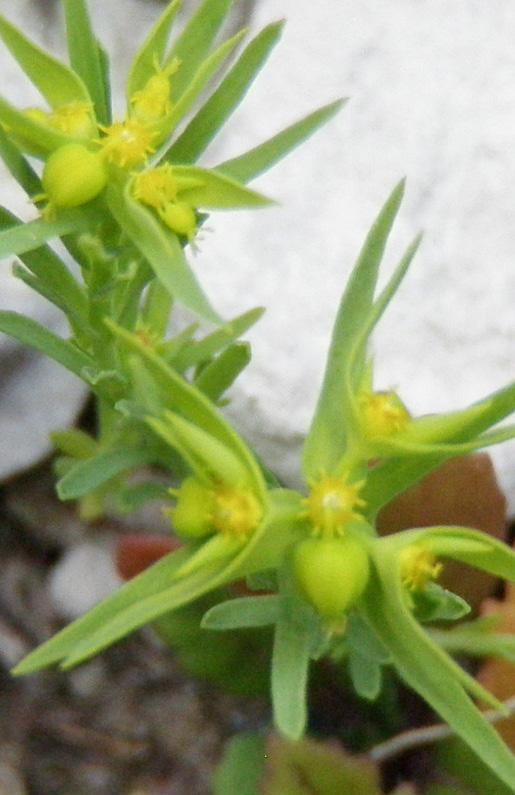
left=304, top=475, right=366, bottom=537
left=99, top=119, right=155, bottom=167
left=400, top=544, right=443, bottom=591
left=211, top=485, right=263, bottom=539
left=170, top=478, right=262, bottom=541
left=131, top=57, right=181, bottom=123
left=359, top=390, right=410, bottom=440
left=49, top=102, right=95, bottom=138
left=132, top=164, right=178, bottom=209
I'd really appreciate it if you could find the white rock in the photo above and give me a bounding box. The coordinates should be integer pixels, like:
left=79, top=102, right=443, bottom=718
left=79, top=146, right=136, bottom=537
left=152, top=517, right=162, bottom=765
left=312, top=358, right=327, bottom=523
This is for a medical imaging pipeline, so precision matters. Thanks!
left=49, top=542, right=122, bottom=620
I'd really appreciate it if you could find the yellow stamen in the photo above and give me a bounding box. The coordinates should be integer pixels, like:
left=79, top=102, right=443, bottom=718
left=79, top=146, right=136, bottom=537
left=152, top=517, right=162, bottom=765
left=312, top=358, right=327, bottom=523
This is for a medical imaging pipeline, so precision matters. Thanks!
left=130, top=57, right=181, bottom=123
left=211, top=485, right=263, bottom=539
left=400, top=544, right=443, bottom=591
left=132, top=164, right=178, bottom=209
left=359, top=390, right=410, bottom=440
left=99, top=119, right=155, bottom=167
left=304, top=475, right=366, bottom=537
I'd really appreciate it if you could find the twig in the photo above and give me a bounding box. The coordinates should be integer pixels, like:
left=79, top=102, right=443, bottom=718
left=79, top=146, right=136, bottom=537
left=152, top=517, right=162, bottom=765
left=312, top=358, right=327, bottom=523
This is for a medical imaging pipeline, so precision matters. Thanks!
left=368, top=695, right=515, bottom=764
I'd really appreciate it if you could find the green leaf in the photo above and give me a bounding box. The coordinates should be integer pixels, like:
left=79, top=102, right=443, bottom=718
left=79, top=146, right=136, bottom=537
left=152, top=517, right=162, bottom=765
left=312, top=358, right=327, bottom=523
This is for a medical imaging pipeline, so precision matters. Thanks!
left=272, top=595, right=313, bottom=740
left=202, top=595, right=280, bottom=629
left=0, top=13, right=91, bottom=108
left=348, top=651, right=383, bottom=701
left=127, top=0, right=181, bottom=98
left=51, top=429, right=97, bottom=459
left=173, top=164, right=274, bottom=208
left=0, top=207, right=99, bottom=259
left=158, top=28, right=247, bottom=143
left=57, top=446, right=155, bottom=500
left=0, top=95, right=71, bottom=157
left=430, top=618, right=515, bottom=664
left=167, top=21, right=284, bottom=163
left=106, top=181, right=220, bottom=323
left=105, top=319, right=266, bottom=498
left=12, top=545, right=193, bottom=674
left=218, top=99, right=346, bottom=184
left=166, top=0, right=233, bottom=99
left=0, top=310, right=94, bottom=380
left=347, top=613, right=390, bottom=663
left=172, top=306, right=263, bottom=370
left=0, top=207, right=87, bottom=323
left=0, top=126, right=41, bottom=195
left=362, top=549, right=515, bottom=791
left=213, top=733, right=265, bottom=795
left=303, top=180, right=406, bottom=479
left=412, top=583, right=471, bottom=623
left=194, top=342, right=250, bottom=401
left=62, top=0, right=110, bottom=123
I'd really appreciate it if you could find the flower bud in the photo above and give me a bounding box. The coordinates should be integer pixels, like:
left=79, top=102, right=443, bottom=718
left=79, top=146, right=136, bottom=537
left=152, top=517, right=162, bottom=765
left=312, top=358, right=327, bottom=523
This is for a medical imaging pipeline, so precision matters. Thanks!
left=293, top=536, right=370, bottom=618
left=171, top=477, right=215, bottom=539
left=42, top=143, right=107, bottom=208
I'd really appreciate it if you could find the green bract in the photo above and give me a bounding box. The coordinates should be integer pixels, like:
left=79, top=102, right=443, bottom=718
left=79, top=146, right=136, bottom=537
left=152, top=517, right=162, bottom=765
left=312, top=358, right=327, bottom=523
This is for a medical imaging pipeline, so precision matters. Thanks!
left=2, top=2, right=515, bottom=792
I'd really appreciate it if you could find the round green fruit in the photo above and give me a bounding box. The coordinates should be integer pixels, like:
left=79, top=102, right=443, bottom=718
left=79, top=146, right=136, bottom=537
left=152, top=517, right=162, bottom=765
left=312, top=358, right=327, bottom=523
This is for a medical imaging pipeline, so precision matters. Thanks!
left=293, top=536, right=370, bottom=618
left=42, top=143, right=107, bottom=208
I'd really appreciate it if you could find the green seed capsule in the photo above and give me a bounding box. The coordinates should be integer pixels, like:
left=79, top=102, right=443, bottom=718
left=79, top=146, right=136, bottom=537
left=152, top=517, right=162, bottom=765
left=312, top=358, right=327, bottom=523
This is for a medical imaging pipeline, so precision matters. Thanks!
left=293, top=536, right=370, bottom=618
left=158, top=201, right=197, bottom=240
left=42, top=143, right=107, bottom=208
left=172, top=477, right=214, bottom=539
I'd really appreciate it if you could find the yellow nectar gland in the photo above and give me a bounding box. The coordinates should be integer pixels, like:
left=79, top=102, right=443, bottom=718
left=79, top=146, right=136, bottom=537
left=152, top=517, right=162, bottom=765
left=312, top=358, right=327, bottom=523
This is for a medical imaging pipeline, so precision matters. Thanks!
left=400, top=544, right=443, bottom=592
left=359, top=391, right=410, bottom=440
left=133, top=164, right=178, bottom=210
left=305, top=476, right=365, bottom=537
left=99, top=119, right=155, bottom=168
left=131, top=58, right=181, bottom=123
left=211, top=485, right=263, bottom=540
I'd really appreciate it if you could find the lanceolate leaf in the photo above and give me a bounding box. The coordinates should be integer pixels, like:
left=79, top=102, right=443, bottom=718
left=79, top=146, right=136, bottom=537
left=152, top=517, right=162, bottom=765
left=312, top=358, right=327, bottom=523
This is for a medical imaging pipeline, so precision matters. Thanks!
left=194, top=342, right=251, bottom=401
left=174, top=165, right=274, bottom=208
left=217, top=99, right=346, bottom=184
left=167, top=21, right=284, bottom=164
left=362, top=552, right=515, bottom=791
left=127, top=0, right=181, bottom=98
left=0, top=126, right=41, bottom=196
left=0, top=208, right=99, bottom=259
left=202, top=595, right=281, bottom=630
left=62, top=0, right=110, bottom=123
left=0, top=311, right=94, bottom=380
left=172, top=306, right=263, bottom=370
left=303, top=180, right=406, bottom=479
left=166, top=0, right=233, bottom=99
left=0, top=13, right=91, bottom=108
left=57, top=446, right=156, bottom=500
left=272, top=595, right=312, bottom=740
left=106, top=182, right=220, bottom=323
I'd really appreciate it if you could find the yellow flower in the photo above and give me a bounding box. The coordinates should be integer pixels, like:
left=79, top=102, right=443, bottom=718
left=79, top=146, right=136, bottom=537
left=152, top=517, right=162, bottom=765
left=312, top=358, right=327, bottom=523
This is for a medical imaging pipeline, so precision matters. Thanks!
left=132, top=164, right=179, bottom=209
left=99, top=119, right=155, bottom=167
left=304, top=475, right=365, bottom=537
left=400, top=544, right=443, bottom=591
left=130, top=57, right=181, bottom=123
left=359, top=390, right=410, bottom=440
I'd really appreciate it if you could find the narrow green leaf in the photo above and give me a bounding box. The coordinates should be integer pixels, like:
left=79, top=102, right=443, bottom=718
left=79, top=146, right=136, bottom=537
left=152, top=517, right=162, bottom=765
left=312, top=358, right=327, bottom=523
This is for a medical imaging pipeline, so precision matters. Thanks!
left=348, top=651, right=382, bottom=701
left=217, top=100, right=346, bottom=184
left=62, top=0, right=110, bottom=123
left=430, top=620, right=515, bottom=664
left=272, top=598, right=312, bottom=740
left=106, top=319, right=266, bottom=497
left=174, top=164, right=274, bottom=208
left=167, top=21, right=284, bottom=163
left=202, top=595, right=280, bottom=629
left=0, top=310, right=94, bottom=379
left=12, top=546, right=193, bottom=674
left=106, top=181, right=220, bottom=323
left=166, top=0, right=233, bottom=99
left=303, top=180, right=406, bottom=479
left=127, top=0, right=182, bottom=98
left=0, top=13, right=90, bottom=108
left=147, top=410, right=252, bottom=486
left=0, top=126, right=41, bottom=195
left=0, top=208, right=98, bottom=259
left=172, top=306, right=263, bottom=370
left=51, top=429, right=97, bottom=459
left=194, top=342, right=250, bottom=401
left=0, top=95, right=71, bottom=157
left=413, top=583, right=471, bottom=623
left=362, top=553, right=515, bottom=791
left=0, top=206, right=87, bottom=321
left=158, top=29, right=246, bottom=143
left=57, top=447, right=155, bottom=500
